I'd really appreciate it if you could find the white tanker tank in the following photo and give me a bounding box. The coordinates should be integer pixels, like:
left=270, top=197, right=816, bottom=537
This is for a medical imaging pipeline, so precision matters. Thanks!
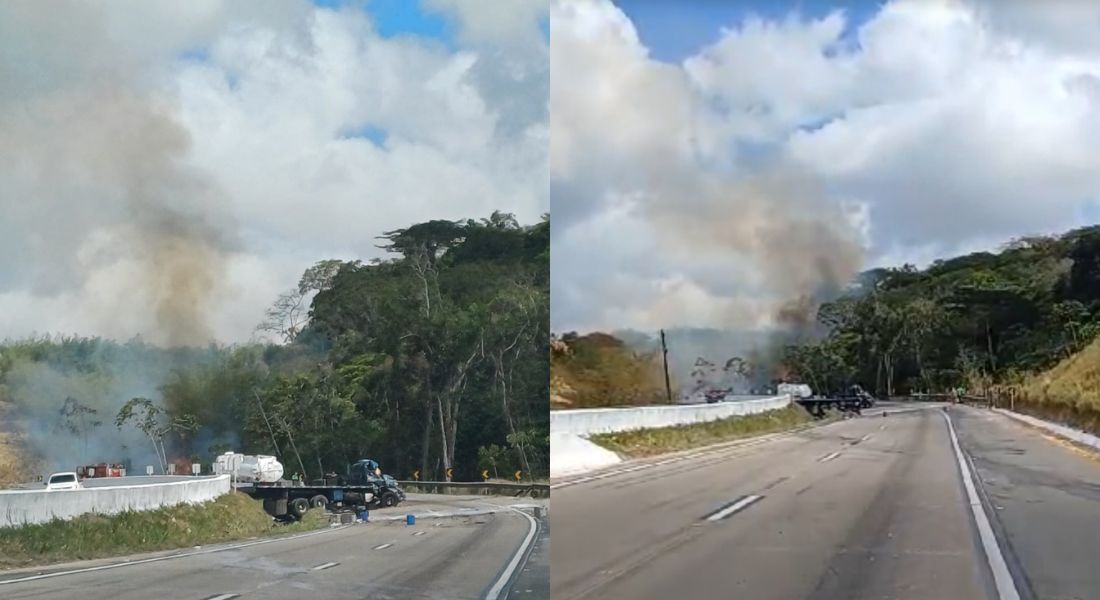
left=214, top=452, right=284, bottom=483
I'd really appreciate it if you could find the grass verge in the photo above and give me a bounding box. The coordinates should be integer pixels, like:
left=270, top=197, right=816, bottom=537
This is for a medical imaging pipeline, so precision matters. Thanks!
left=590, top=404, right=818, bottom=459
left=0, top=491, right=328, bottom=570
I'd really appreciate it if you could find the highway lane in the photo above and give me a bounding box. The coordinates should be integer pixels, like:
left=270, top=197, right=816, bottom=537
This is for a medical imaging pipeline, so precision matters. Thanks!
left=953, top=405, right=1100, bottom=599
left=551, top=403, right=1100, bottom=600
left=0, top=496, right=547, bottom=600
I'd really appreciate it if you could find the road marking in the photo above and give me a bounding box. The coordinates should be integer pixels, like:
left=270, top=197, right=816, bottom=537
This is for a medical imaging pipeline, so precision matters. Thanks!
left=941, top=410, right=1021, bottom=600
left=879, top=424, right=887, bottom=430
left=412, top=530, right=426, bottom=536
left=373, top=543, right=393, bottom=550
left=484, top=508, right=538, bottom=600
left=819, top=451, right=840, bottom=462
left=201, top=595, right=239, bottom=600
left=0, top=525, right=347, bottom=586
left=551, top=429, right=806, bottom=490
left=311, top=562, right=339, bottom=571
left=703, top=495, right=763, bottom=522
left=860, top=434, right=873, bottom=442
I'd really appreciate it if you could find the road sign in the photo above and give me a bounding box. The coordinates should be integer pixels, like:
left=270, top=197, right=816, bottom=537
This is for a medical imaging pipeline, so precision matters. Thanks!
left=514, top=470, right=522, bottom=481
left=446, top=468, right=453, bottom=481
left=482, top=469, right=489, bottom=481
left=146, top=465, right=154, bottom=476
left=412, top=470, right=420, bottom=481
left=191, top=463, right=201, bottom=475
left=167, top=463, right=175, bottom=475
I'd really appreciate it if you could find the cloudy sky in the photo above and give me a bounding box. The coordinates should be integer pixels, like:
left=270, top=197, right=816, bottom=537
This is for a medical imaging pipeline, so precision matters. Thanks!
left=0, top=0, right=547, bottom=345
left=551, top=0, right=1100, bottom=334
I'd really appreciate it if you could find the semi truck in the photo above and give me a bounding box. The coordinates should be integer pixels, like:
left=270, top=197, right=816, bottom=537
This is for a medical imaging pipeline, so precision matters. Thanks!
left=217, top=453, right=404, bottom=520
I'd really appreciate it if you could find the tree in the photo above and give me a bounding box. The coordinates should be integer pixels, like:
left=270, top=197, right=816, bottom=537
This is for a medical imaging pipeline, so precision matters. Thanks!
left=115, top=398, right=198, bottom=474
left=56, top=397, right=102, bottom=456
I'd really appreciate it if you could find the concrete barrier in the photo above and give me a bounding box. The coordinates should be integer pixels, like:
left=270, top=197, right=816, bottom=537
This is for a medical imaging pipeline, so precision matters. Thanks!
left=550, top=395, right=791, bottom=437
left=550, top=395, right=791, bottom=478
left=0, top=475, right=231, bottom=528
left=993, top=408, right=1100, bottom=452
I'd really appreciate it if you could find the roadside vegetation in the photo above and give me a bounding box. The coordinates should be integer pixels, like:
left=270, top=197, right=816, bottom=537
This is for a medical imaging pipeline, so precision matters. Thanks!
left=590, top=404, right=816, bottom=458
left=777, top=224, right=1100, bottom=433
left=0, top=212, right=548, bottom=484
left=0, top=492, right=326, bottom=569
left=550, top=332, right=668, bottom=409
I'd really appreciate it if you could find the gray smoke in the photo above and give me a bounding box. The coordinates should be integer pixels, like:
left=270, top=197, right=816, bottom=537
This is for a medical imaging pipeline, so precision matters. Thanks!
left=642, top=166, right=864, bottom=333
left=0, top=3, right=238, bottom=347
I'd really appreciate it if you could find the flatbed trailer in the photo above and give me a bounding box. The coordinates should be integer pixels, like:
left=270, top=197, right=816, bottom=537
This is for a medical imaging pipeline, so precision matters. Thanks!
left=239, top=482, right=379, bottom=520
left=795, top=396, right=865, bottom=417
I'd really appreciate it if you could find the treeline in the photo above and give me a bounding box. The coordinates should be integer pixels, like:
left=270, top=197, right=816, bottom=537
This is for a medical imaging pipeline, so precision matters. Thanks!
left=0, top=212, right=549, bottom=482
left=783, top=225, right=1100, bottom=396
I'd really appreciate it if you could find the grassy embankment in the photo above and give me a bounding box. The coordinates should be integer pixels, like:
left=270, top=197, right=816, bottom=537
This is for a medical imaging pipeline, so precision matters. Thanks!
left=551, top=332, right=668, bottom=409
left=590, top=404, right=817, bottom=458
left=0, top=492, right=328, bottom=569
left=1004, top=336, right=1100, bottom=435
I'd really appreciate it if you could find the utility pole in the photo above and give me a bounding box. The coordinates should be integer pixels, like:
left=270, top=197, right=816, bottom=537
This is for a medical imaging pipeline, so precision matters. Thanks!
left=660, top=329, right=673, bottom=404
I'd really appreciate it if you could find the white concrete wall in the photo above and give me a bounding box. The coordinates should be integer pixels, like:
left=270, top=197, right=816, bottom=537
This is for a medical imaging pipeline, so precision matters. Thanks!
left=550, top=395, right=791, bottom=437
left=0, top=475, right=231, bottom=528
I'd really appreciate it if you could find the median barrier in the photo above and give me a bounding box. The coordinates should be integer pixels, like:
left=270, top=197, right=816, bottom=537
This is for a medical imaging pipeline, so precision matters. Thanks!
left=549, top=395, right=792, bottom=478
left=550, top=395, right=791, bottom=436
left=0, top=475, right=231, bottom=528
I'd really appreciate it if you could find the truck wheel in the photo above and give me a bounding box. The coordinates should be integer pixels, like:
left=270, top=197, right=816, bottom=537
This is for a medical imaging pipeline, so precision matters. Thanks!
left=289, top=497, right=310, bottom=519
left=381, top=492, right=397, bottom=507
left=310, top=495, right=328, bottom=509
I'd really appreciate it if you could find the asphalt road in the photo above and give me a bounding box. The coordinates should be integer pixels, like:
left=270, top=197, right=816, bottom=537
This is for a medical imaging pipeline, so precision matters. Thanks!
left=0, top=496, right=548, bottom=600
left=550, top=402, right=1100, bottom=600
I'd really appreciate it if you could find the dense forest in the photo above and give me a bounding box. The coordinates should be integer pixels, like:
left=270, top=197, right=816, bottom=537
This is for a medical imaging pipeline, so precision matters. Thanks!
left=782, top=225, right=1100, bottom=397
left=0, top=212, right=549, bottom=484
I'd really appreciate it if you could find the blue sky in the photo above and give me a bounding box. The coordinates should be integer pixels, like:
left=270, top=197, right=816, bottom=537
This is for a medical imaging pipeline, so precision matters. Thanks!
left=616, top=0, right=883, bottom=62
left=314, top=0, right=454, bottom=45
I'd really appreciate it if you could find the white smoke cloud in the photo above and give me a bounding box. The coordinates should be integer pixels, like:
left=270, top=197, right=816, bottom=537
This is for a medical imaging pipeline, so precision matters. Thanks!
left=551, top=0, right=1100, bottom=334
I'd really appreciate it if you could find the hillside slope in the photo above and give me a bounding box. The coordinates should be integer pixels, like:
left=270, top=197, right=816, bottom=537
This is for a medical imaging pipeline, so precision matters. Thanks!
left=551, top=332, right=669, bottom=409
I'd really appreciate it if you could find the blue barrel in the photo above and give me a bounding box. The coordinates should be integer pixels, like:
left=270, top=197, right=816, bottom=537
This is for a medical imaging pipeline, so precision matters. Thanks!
left=358, top=509, right=369, bottom=522
left=406, top=514, right=415, bottom=525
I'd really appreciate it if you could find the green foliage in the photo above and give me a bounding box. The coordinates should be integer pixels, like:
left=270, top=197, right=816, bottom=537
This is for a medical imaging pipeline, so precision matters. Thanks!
left=0, top=212, right=549, bottom=483
left=783, top=226, right=1100, bottom=396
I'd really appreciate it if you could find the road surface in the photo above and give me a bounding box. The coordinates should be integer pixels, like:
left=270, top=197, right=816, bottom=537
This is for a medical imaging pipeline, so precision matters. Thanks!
left=0, top=495, right=548, bottom=600
left=550, top=402, right=1100, bottom=600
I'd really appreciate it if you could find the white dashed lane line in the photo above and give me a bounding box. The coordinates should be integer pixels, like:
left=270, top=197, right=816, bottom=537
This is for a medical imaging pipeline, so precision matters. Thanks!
left=412, top=531, right=426, bottom=536
left=311, top=562, right=339, bottom=571
left=819, top=451, right=841, bottom=463
left=373, top=543, right=393, bottom=550
left=703, top=495, right=764, bottom=522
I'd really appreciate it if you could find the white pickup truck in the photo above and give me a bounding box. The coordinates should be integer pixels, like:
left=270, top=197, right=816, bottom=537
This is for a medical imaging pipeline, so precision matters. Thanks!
left=45, top=472, right=83, bottom=490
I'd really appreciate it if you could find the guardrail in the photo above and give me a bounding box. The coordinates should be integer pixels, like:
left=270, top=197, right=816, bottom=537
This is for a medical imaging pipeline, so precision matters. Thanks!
left=0, top=475, right=231, bottom=528
left=550, top=395, right=791, bottom=436
left=398, top=481, right=549, bottom=498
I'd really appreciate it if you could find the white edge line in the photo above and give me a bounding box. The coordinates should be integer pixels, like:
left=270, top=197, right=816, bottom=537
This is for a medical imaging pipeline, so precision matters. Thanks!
left=940, top=410, right=1021, bottom=600
left=311, top=562, right=339, bottom=571
left=704, top=495, right=763, bottom=522
left=0, top=525, right=348, bottom=586
left=484, top=507, right=538, bottom=600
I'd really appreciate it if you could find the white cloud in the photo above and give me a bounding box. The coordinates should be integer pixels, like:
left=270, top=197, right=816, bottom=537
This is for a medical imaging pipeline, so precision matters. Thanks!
left=0, top=1, right=547, bottom=344
left=551, top=0, right=1100, bottom=334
